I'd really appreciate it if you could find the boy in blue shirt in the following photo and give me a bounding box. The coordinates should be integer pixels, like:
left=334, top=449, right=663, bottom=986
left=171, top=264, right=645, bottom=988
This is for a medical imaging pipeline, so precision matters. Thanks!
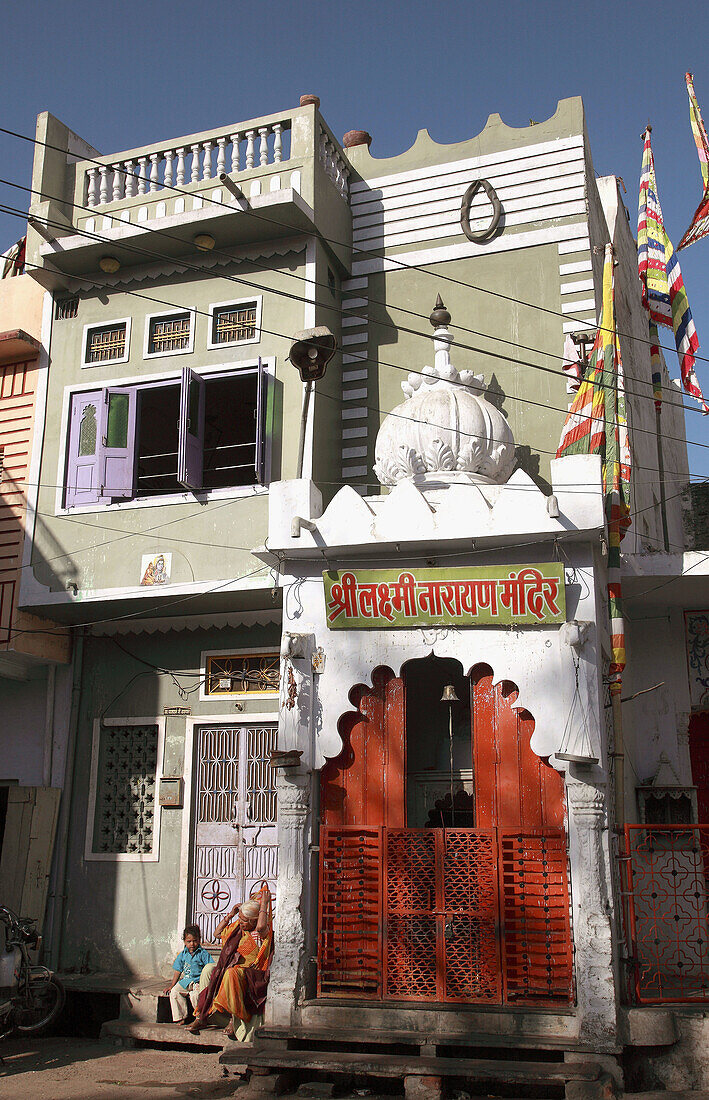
left=163, top=924, right=214, bottom=1024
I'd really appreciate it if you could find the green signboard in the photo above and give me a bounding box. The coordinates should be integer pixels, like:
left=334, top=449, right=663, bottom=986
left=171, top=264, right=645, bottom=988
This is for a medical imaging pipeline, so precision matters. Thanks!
left=323, top=564, right=566, bottom=630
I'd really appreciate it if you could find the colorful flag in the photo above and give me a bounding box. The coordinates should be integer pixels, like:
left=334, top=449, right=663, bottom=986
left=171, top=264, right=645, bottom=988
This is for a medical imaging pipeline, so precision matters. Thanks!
left=638, top=127, right=708, bottom=413
left=557, top=245, right=631, bottom=688
left=678, top=73, right=709, bottom=251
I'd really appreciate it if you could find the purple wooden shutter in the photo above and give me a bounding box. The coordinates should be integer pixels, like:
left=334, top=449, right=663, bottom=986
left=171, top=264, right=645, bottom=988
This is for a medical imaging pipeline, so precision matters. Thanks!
left=254, top=357, right=267, bottom=484
left=100, top=387, right=136, bottom=499
left=177, top=367, right=205, bottom=490
left=65, top=390, right=103, bottom=508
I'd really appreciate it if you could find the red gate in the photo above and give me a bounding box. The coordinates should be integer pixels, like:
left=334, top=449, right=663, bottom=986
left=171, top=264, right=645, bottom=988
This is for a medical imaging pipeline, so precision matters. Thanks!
left=318, top=824, right=572, bottom=1005
left=318, top=663, right=574, bottom=1006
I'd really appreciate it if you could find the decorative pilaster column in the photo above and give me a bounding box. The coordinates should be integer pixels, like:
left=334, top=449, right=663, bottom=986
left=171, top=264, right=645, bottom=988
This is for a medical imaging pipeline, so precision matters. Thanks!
left=677, top=709, right=692, bottom=783
left=567, top=780, right=619, bottom=1050
left=265, top=767, right=311, bottom=1028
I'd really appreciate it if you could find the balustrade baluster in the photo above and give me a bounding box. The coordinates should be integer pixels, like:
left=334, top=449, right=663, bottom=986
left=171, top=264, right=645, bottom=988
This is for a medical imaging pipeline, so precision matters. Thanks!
left=245, top=131, right=255, bottom=170
left=191, top=145, right=201, bottom=184
left=112, top=165, right=122, bottom=202
left=99, top=166, right=110, bottom=205
left=176, top=148, right=186, bottom=186
left=216, top=137, right=227, bottom=178
left=124, top=160, right=136, bottom=198
left=149, top=153, right=160, bottom=192
left=230, top=134, right=240, bottom=173
left=137, top=157, right=149, bottom=195
left=273, top=123, right=283, bottom=163
left=259, top=127, right=269, bottom=166
left=202, top=140, right=213, bottom=180
left=164, top=150, right=174, bottom=188
left=87, top=168, right=98, bottom=207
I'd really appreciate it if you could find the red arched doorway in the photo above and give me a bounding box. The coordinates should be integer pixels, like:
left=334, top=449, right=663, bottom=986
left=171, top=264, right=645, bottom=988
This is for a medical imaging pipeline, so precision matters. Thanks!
left=317, top=660, right=573, bottom=1005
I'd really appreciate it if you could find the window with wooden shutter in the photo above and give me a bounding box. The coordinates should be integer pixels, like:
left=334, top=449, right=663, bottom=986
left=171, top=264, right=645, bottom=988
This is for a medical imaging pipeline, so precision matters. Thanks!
left=64, top=362, right=269, bottom=507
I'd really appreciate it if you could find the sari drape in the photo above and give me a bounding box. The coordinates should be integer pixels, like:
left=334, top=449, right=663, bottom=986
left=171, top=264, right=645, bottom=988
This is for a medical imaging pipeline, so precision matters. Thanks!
left=196, top=919, right=274, bottom=1023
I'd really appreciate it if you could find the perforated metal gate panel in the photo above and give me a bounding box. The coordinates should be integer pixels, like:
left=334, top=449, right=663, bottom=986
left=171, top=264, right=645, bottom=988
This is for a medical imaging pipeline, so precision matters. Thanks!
left=191, top=724, right=278, bottom=944
left=318, top=825, right=572, bottom=1006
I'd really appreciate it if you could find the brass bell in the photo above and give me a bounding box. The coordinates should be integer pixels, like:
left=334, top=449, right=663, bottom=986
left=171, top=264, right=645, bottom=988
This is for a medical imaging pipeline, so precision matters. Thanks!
left=440, top=684, right=459, bottom=703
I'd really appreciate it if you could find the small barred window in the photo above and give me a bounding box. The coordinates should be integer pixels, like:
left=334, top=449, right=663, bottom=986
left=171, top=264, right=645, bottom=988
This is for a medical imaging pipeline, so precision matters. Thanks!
left=147, top=311, right=191, bottom=354
left=212, top=302, right=257, bottom=345
left=92, top=723, right=160, bottom=855
left=205, top=653, right=279, bottom=696
left=55, top=296, right=79, bottom=320
left=85, top=322, right=127, bottom=364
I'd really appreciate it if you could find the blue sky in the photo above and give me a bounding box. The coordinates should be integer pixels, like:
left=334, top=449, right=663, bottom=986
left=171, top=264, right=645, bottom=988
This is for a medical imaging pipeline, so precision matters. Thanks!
left=2, top=0, right=709, bottom=474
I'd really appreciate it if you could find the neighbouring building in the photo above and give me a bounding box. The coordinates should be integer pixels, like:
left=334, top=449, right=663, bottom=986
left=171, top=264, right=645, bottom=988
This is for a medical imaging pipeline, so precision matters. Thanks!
left=0, top=249, right=71, bottom=937
left=16, top=93, right=709, bottom=1091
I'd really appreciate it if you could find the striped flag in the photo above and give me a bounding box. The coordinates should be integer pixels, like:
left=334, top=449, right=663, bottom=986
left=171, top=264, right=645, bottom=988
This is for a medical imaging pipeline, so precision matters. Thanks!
left=638, top=127, right=709, bottom=413
left=678, top=73, right=709, bottom=251
left=557, top=245, right=631, bottom=688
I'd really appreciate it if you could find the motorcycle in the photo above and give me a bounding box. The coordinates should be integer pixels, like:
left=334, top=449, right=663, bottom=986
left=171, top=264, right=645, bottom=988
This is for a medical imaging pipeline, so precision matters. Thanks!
left=0, top=905, right=65, bottom=1041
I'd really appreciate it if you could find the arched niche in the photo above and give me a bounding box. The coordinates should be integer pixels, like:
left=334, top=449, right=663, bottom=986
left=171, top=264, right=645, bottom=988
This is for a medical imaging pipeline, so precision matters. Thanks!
left=321, top=657, right=564, bottom=831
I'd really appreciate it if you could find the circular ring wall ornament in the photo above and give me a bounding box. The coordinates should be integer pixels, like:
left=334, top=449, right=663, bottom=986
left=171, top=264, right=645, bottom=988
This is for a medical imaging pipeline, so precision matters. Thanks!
left=460, top=179, right=502, bottom=243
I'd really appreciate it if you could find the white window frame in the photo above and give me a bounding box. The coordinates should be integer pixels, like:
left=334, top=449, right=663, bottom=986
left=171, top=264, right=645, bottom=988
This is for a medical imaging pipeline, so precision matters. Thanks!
left=199, top=646, right=281, bottom=702
left=85, top=716, right=166, bottom=863
left=82, top=317, right=132, bottom=368
left=143, top=308, right=196, bottom=360
left=207, top=296, right=262, bottom=351
left=55, top=356, right=274, bottom=515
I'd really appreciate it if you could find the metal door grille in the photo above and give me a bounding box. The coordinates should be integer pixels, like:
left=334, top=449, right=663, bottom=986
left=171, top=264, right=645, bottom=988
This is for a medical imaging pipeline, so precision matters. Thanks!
left=499, top=829, right=574, bottom=1003
left=318, top=827, right=382, bottom=996
left=192, top=724, right=278, bottom=944
left=622, top=825, right=709, bottom=1003
left=197, top=726, right=240, bottom=823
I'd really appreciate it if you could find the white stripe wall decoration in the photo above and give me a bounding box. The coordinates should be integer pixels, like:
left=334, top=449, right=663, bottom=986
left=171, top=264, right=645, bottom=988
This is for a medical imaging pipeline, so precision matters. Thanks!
left=340, top=275, right=371, bottom=488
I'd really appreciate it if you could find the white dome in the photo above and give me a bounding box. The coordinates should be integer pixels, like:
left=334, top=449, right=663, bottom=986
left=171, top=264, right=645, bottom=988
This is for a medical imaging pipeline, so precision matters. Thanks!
left=374, top=302, right=516, bottom=488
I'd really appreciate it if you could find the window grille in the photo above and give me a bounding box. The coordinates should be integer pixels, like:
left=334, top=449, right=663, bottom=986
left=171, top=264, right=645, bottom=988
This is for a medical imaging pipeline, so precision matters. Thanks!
left=212, top=302, right=257, bottom=345
left=148, top=312, right=191, bottom=354
left=205, top=653, right=279, bottom=696
left=92, top=723, right=159, bottom=854
left=86, top=322, right=127, bottom=363
left=55, top=296, right=79, bottom=320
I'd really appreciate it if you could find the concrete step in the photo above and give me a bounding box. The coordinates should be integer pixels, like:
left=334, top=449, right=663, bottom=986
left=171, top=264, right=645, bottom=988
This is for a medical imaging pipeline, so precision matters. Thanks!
left=100, top=1019, right=237, bottom=1050
left=246, top=1049, right=601, bottom=1083
left=294, top=1001, right=583, bottom=1049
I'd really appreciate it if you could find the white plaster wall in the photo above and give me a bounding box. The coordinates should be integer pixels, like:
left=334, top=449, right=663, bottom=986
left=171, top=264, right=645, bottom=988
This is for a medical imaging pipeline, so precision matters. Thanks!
left=622, top=608, right=692, bottom=802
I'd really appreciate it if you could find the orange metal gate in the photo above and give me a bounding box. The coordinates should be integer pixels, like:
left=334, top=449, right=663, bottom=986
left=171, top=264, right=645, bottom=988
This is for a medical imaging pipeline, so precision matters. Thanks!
left=318, top=824, right=573, bottom=1006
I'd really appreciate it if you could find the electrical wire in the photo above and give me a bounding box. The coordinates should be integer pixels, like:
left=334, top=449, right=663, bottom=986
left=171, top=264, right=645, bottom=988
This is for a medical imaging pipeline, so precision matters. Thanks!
left=0, top=169, right=689, bottom=403
left=1, top=119, right=704, bottom=376
left=0, top=189, right=701, bottom=424
left=1, top=199, right=705, bottom=463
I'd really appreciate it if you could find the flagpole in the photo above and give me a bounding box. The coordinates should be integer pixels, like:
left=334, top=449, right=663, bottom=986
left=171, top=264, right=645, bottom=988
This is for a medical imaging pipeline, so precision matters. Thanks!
left=655, top=405, right=670, bottom=551
left=611, top=684, right=625, bottom=828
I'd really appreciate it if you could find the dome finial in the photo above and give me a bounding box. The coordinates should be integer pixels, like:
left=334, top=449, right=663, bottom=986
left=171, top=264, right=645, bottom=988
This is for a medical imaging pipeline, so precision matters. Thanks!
left=430, top=294, right=451, bottom=329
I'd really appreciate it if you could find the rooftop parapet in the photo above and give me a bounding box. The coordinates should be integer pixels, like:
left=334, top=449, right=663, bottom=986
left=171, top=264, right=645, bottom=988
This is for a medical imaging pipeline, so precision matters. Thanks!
left=27, top=101, right=352, bottom=288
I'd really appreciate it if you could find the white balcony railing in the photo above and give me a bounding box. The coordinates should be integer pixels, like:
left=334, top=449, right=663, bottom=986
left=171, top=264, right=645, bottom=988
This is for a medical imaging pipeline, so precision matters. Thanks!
left=318, top=125, right=350, bottom=200
left=85, top=121, right=291, bottom=208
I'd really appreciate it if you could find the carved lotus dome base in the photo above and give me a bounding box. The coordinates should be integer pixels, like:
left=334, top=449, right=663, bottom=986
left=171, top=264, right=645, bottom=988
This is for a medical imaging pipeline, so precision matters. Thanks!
left=374, top=301, right=516, bottom=490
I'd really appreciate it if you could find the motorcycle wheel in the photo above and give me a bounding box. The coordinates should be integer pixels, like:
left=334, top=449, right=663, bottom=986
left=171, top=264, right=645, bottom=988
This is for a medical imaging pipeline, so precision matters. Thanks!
left=15, top=976, right=65, bottom=1033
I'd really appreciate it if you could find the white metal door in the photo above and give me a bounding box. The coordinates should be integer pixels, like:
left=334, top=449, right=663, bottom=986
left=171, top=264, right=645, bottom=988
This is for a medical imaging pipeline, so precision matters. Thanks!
left=191, top=724, right=278, bottom=944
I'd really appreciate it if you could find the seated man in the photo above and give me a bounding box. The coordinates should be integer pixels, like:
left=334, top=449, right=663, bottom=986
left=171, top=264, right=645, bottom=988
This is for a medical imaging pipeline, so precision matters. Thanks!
left=189, top=883, right=273, bottom=1040
left=163, top=923, right=213, bottom=1024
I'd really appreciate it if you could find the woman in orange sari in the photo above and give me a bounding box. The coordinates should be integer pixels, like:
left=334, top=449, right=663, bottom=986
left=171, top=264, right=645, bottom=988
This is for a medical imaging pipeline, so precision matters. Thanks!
left=189, top=883, right=273, bottom=1039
